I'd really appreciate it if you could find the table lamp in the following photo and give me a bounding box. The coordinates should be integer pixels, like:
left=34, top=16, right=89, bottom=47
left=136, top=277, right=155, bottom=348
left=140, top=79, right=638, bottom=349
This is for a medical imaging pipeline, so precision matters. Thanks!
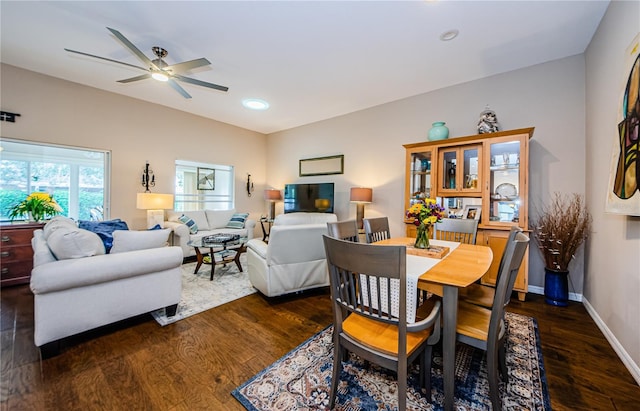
left=350, top=187, right=373, bottom=229
left=136, top=193, right=174, bottom=229
left=264, top=189, right=282, bottom=220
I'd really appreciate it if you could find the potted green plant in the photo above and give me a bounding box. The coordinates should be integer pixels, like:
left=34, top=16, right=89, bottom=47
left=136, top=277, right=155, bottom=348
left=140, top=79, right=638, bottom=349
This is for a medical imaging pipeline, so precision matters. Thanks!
left=531, top=193, right=591, bottom=306
left=7, top=192, right=63, bottom=223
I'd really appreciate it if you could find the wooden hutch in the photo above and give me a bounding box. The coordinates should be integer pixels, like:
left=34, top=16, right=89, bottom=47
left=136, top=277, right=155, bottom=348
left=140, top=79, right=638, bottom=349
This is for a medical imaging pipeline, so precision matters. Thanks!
left=403, top=127, right=533, bottom=300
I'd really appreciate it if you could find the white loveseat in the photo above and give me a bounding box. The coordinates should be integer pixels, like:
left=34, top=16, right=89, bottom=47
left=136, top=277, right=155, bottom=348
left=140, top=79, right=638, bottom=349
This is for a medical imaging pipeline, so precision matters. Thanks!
left=30, top=217, right=183, bottom=357
left=163, top=209, right=256, bottom=259
left=246, top=212, right=337, bottom=297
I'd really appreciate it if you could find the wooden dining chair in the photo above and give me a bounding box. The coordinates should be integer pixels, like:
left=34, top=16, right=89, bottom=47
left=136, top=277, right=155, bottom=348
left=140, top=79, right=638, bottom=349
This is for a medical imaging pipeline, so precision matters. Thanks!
left=363, top=216, right=391, bottom=243
left=455, top=231, right=530, bottom=410
left=418, top=218, right=480, bottom=300
left=432, top=218, right=479, bottom=244
left=322, top=235, right=442, bottom=409
left=459, top=226, right=522, bottom=308
left=326, top=220, right=360, bottom=242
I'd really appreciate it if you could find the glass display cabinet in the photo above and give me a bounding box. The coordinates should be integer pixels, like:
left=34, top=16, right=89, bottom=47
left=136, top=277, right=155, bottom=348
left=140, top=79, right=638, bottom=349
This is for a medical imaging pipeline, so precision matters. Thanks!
left=404, top=127, right=533, bottom=300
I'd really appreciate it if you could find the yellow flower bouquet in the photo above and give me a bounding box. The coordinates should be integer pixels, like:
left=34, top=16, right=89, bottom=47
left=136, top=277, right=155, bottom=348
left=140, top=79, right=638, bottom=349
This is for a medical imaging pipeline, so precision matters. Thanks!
left=406, top=199, right=445, bottom=249
left=8, top=192, right=63, bottom=222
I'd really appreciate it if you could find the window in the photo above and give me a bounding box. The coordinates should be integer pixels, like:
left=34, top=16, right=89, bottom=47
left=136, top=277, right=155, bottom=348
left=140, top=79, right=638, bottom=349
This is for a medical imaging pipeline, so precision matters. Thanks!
left=0, top=139, right=110, bottom=221
left=175, top=160, right=234, bottom=212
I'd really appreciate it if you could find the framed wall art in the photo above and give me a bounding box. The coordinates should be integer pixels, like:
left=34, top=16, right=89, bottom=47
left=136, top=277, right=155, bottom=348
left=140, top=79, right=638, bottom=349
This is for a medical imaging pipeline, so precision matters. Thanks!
left=299, top=155, right=344, bottom=177
left=606, top=32, right=640, bottom=216
left=197, top=167, right=215, bottom=190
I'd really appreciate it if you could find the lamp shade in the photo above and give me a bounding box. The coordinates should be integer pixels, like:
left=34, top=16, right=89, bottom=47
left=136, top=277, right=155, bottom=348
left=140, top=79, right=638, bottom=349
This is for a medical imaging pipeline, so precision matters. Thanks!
left=264, top=189, right=282, bottom=201
left=350, top=187, right=373, bottom=203
left=136, top=193, right=174, bottom=210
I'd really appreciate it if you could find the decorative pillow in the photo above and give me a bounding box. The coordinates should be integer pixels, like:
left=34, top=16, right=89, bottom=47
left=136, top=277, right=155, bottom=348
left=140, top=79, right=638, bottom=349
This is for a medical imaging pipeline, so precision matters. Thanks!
left=110, top=229, right=171, bottom=253
left=43, top=216, right=77, bottom=240
left=178, top=214, right=198, bottom=234
left=226, top=213, right=249, bottom=229
left=47, top=228, right=106, bottom=260
left=78, top=219, right=129, bottom=253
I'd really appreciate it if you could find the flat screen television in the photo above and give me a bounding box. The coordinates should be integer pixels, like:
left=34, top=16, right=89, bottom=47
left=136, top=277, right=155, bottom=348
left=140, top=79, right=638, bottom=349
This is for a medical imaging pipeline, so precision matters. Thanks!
left=284, top=183, right=335, bottom=213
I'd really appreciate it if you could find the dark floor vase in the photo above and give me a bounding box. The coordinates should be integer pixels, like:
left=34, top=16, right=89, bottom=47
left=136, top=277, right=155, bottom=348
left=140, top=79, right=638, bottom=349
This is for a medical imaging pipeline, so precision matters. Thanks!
left=544, top=268, right=569, bottom=306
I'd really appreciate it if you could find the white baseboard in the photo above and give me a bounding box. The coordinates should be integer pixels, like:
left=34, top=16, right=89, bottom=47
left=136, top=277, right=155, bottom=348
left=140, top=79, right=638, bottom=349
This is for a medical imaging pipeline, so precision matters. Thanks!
left=582, top=297, right=640, bottom=385
left=527, top=285, right=583, bottom=302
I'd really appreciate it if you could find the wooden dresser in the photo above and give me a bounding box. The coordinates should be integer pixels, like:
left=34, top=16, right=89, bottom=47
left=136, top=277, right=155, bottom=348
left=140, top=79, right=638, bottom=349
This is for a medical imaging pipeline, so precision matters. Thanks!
left=0, top=223, right=44, bottom=287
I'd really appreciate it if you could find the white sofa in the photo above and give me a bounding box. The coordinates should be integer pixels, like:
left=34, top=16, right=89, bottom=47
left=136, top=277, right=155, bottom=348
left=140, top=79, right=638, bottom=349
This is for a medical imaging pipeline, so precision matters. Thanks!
left=30, top=218, right=183, bottom=357
left=163, top=209, right=256, bottom=259
left=246, top=212, right=337, bottom=297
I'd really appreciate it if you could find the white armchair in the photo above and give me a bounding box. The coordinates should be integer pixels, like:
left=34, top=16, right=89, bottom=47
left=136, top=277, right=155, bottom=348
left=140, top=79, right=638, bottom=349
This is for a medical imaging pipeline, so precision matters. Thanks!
left=246, top=213, right=337, bottom=297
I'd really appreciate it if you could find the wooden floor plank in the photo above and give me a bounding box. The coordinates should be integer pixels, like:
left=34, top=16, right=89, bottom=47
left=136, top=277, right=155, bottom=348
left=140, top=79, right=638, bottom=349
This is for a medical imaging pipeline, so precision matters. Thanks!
left=1, top=285, right=637, bottom=411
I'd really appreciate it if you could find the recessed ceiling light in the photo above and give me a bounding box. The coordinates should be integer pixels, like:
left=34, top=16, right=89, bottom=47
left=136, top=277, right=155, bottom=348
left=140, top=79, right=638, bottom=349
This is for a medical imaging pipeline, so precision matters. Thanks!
left=242, top=99, right=270, bottom=110
left=439, top=29, right=459, bottom=41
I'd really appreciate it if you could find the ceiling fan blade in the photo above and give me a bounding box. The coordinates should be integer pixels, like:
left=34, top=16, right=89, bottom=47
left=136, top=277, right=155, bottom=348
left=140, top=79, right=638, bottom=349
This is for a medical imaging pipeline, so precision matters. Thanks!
left=117, top=74, right=151, bottom=83
left=168, top=78, right=192, bottom=99
left=64, top=48, right=149, bottom=72
left=106, top=27, right=159, bottom=71
left=165, top=58, right=211, bottom=74
left=173, top=74, right=229, bottom=92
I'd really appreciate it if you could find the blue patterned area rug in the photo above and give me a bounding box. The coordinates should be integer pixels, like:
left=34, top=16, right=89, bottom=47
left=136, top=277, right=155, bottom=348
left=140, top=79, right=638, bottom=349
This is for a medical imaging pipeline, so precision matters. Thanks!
left=232, top=312, right=551, bottom=410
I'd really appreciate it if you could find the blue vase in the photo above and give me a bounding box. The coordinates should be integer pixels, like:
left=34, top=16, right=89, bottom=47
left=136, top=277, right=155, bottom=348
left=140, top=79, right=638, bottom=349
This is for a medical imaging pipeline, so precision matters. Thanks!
left=544, top=268, right=569, bottom=306
left=428, top=121, right=449, bottom=141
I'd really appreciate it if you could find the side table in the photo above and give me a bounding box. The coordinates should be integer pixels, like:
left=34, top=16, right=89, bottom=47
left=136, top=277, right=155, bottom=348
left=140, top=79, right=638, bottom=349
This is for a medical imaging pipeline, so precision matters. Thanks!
left=260, top=217, right=274, bottom=242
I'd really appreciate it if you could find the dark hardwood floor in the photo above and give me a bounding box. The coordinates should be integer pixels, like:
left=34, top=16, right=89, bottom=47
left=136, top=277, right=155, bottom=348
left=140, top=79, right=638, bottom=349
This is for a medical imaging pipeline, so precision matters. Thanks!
left=1, top=285, right=638, bottom=410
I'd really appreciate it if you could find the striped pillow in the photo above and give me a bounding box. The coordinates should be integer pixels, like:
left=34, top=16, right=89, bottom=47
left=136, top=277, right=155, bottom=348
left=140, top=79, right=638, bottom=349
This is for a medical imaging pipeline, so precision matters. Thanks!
left=178, top=214, right=198, bottom=234
left=226, top=213, right=249, bottom=229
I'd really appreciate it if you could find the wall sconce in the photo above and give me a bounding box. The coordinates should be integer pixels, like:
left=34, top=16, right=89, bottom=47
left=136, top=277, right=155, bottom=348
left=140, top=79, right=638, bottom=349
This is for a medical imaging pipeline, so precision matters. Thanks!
left=247, top=174, right=254, bottom=197
left=136, top=193, right=174, bottom=229
left=350, top=187, right=373, bottom=230
left=141, top=162, right=155, bottom=192
left=264, top=189, right=282, bottom=220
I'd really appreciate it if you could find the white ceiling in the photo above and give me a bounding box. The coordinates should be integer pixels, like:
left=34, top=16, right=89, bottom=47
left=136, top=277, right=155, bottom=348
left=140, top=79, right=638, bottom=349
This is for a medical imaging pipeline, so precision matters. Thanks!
left=1, top=1, right=609, bottom=134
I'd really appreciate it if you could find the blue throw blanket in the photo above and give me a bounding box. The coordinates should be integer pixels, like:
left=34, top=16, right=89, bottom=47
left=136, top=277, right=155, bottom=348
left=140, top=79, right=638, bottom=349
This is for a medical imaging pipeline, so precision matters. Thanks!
left=78, top=219, right=129, bottom=253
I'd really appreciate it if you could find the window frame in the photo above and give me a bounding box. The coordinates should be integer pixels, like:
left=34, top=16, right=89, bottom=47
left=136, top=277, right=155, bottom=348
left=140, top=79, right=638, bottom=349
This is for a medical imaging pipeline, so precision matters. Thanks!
left=0, top=138, right=111, bottom=222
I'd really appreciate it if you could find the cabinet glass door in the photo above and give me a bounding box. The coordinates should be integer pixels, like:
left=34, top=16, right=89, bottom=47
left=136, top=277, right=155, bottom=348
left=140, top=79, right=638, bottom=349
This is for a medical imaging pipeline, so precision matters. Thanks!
left=440, top=149, right=457, bottom=191
left=488, top=140, right=521, bottom=224
left=438, top=145, right=481, bottom=194
left=409, top=150, right=433, bottom=206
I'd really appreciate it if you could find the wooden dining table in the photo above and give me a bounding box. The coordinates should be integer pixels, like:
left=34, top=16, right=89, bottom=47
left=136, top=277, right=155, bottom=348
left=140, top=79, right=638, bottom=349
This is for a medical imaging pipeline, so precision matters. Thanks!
left=375, top=237, right=493, bottom=411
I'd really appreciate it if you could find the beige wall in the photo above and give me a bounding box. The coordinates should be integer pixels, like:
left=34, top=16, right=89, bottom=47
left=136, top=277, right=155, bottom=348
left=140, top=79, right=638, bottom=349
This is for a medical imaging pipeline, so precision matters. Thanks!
left=268, top=54, right=587, bottom=293
left=585, top=1, right=640, bottom=382
left=1, top=64, right=268, bottom=234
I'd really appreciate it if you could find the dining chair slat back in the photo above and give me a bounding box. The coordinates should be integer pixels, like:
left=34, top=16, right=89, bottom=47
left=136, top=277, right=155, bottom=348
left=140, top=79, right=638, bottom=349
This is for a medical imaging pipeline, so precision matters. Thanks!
left=455, top=231, right=530, bottom=411
left=322, top=235, right=441, bottom=409
left=433, top=218, right=479, bottom=244
left=363, top=217, right=391, bottom=243
left=327, top=220, right=360, bottom=242
left=460, top=226, right=522, bottom=308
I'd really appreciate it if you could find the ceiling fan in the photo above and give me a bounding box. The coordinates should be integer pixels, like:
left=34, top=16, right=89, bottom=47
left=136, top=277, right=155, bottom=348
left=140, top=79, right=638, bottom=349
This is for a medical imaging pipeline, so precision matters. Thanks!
left=64, top=27, right=228, bottom=99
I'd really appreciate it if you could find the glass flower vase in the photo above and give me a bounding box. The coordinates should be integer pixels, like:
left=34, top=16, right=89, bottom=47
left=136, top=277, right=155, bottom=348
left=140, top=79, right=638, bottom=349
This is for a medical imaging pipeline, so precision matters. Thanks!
left=414, top=224, right=430, bottom=249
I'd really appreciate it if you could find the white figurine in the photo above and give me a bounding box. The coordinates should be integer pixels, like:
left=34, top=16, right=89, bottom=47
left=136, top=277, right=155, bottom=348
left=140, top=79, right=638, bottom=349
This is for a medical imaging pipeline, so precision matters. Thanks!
left=477, top=106, right=501, bottom=134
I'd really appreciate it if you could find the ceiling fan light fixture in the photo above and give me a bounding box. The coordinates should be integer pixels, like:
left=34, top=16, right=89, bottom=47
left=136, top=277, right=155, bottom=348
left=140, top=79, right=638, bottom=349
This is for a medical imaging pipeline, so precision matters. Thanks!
left=151, top=72, right=169, bottom=82
left=242, top=99, right=270, bottom=110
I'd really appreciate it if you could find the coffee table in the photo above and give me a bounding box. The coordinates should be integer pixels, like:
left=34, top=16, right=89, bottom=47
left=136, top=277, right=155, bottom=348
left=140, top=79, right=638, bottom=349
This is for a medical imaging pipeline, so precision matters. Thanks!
left=187, top=236, right=248, bottom=280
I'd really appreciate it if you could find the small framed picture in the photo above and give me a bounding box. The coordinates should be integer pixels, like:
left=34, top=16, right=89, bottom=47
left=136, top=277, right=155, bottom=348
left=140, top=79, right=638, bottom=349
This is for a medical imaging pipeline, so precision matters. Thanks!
left=197, top=167, right=215, bottom=190
left=463, top=205, right=481, bottom=220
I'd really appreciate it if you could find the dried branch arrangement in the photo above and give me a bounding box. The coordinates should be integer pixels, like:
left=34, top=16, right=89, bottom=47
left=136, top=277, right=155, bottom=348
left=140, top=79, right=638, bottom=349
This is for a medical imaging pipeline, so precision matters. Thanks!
left=532, top=193, right=592, bottom=271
